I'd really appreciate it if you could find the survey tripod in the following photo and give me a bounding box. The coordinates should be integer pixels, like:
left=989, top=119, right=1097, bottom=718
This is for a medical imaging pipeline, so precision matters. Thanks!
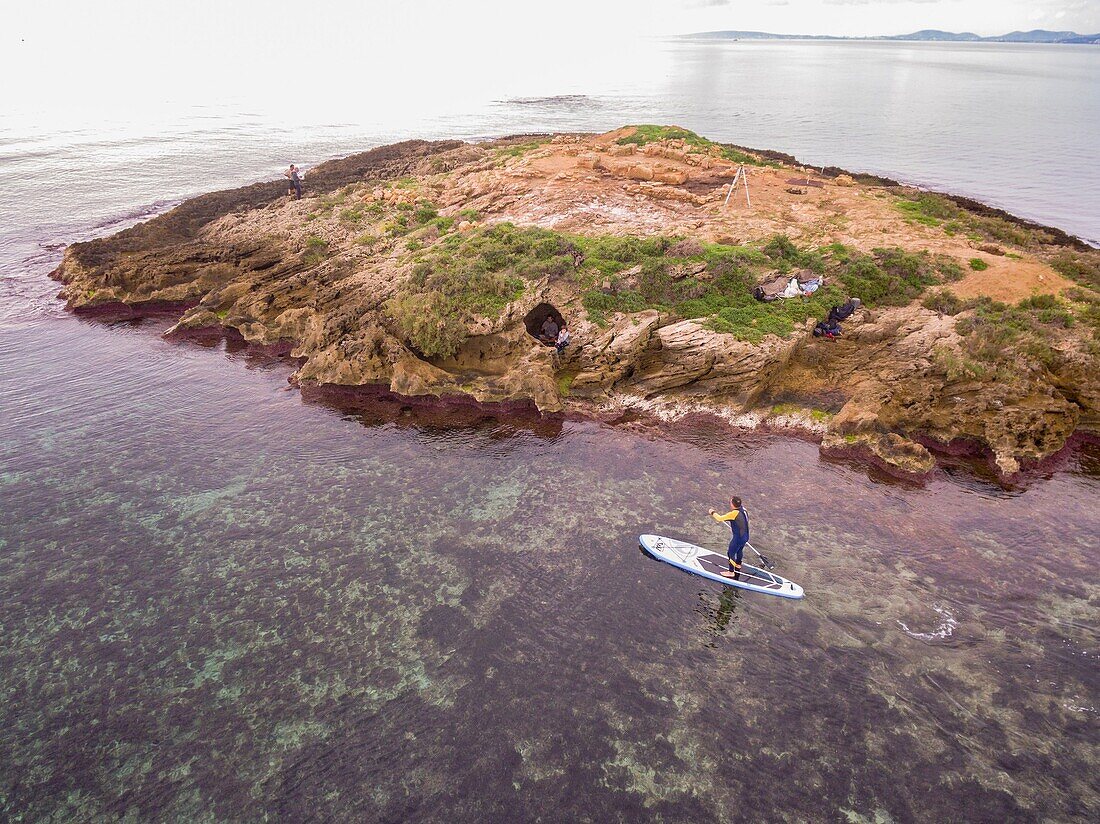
left=723, top=163, right=751, bottom=208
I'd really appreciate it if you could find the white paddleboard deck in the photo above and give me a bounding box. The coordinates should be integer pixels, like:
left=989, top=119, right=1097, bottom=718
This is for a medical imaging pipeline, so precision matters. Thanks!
left=640, top=534, right=805, bottom=599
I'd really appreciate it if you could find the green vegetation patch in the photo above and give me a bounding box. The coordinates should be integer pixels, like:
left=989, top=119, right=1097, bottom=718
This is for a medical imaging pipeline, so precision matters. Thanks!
left=387, top=223, right=988, bottom=354
left=895, top=193, right=960, bottom=228
left=834, top=248, right=942, bottom=306
left=380, top=199, right=452, bottom=240
left=1063, top=287, right=1100, bottom=341
left=954, top=294, right=1076, bottom=370
left=969, top=257, right=989, bottom=271
left=574, top=234, right=966, bottom=342
left=387, top=223, right=578, bottom=358
left=922, top=289, right=968, bottom=316
left=894, top=191, right=1055, bottom=249
left=339, top=206, right=365, bottom=224
left=771, top=404, right=833, bottom=422
left=495, top=138, right=552, bottom=158
left=575, top=233, right=844, bottom=342
left=557, top=373, right=575, bottom=397
left=302, top=235, right=329, bottom=265
left=1051, top=250, right=1100, bottom=289
left=933, top=347, right=991, bottom=382
left=616, top=125, right=776, bottom=167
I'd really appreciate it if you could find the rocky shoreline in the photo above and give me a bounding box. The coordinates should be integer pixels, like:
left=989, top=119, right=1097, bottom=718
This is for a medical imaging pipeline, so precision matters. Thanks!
left=52, top=128, right=1100, bottom=480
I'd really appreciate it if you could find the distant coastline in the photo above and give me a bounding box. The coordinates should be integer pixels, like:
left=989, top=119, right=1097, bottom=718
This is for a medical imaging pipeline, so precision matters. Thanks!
left=683, top=29, right=1100, bottom=45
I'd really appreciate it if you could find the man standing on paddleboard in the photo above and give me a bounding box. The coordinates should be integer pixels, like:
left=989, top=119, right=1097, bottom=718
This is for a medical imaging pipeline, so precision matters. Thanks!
left=709, top=496, right=748, bottom=581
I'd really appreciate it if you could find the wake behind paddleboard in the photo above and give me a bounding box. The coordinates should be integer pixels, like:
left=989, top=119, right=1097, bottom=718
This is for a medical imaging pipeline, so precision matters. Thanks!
left=639, top=534, right=805, bottom=599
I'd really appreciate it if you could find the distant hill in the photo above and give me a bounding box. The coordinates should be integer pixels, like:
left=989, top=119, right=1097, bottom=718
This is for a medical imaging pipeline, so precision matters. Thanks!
left=889, top=30, right=982, bottom=42
left=992, top=30, right=1077, bottom=43
left=686, top=29, right=1099, bottom=44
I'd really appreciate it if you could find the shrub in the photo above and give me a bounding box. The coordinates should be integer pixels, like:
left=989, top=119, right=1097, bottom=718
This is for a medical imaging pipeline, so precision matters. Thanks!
left=388, top=223, right=590, bottom=356
left=582, top=290, right=651, bottom=325
left=822, top=242, right=853, bottom=263
left=896, top=192, right=1052, bottom=248
left=708, top=306, right=794, bottom=343
left=763, top=234, right=800, bottom=262
left=1019, top=294, right=1074, bottom=328
left=969, top=258, right=988, bottom=271
left=954, top=294, right=1078, bottom=369
left=1051, top=251, right=1100, bottom=288
left=302, top=235, right=328, bottom=265
left=387, top=292, right=467, bottom=359
left=934, top=347, right=991, bottom=381
left=895, top=193, right=961, bottom=227
left=837, top=248, right=938, bottom=306
left=762, top=234, right=825, bottom=273
left=934, top=256, right=965, bottom=282
left=922, top=289, right=968, bottom=315
left=615, top=125, right=774, bottom=166
left=414, top=202, right=439, bottom=225
left=496, top=139, right=551, bottom=158
left=1064, top=287, right=1100, bottom=339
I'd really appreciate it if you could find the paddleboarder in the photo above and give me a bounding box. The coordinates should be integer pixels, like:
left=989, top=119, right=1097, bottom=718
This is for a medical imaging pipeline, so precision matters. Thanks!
left=709, top=496, right=749, bottom=580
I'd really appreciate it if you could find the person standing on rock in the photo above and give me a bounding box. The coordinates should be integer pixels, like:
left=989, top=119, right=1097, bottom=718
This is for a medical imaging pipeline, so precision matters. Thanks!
left=285, top=164, right=303, bottom=200
left=709, top=496, right=749, bottom=580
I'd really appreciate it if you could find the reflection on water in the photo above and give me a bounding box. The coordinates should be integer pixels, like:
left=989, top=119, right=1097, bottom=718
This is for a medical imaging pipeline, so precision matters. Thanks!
left=1, top=311, right=1097, bottom=821
left=698, top=588, right=743, bottom=649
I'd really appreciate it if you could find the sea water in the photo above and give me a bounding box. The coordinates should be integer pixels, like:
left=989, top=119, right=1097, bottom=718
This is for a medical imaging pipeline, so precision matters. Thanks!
left=1, top=39, right=1098, bottom=821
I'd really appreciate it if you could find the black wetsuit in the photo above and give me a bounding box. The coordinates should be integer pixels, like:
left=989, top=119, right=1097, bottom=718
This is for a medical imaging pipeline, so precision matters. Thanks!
left=713, top=507, right=749, bottom=574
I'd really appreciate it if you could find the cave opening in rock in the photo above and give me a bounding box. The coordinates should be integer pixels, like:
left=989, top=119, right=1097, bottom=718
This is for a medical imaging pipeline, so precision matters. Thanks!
left=523, top=302, right=566, bottom=345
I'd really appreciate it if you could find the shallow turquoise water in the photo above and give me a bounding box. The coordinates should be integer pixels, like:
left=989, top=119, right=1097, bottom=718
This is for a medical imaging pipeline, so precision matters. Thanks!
left=1, top=309, right=1097, bottom=821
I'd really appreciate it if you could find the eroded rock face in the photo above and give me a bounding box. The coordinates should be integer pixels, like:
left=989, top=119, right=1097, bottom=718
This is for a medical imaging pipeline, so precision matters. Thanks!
left=821, top=432, right=936, bottom=477
left=50, top=132, right=1099, bottom=479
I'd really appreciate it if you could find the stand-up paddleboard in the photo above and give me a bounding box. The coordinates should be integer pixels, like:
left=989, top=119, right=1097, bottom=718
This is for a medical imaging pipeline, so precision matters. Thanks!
left=639, top=534, right=804, bottom=599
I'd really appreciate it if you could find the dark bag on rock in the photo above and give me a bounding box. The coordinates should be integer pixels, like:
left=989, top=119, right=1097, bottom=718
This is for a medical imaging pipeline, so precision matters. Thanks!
left=827, top=298, right=861, bottom=324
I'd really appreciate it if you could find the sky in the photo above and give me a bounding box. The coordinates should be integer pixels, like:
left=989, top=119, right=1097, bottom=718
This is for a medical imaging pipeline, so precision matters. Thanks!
left=3, top=1, right=1097, bottom=121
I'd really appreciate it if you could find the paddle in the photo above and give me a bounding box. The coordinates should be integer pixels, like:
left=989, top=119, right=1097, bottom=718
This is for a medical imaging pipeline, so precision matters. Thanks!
left=746, top=541, right=775, bottom=571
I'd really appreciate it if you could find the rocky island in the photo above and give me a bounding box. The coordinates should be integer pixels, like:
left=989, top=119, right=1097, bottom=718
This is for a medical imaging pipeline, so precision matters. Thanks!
left=52, top=127, right=1100, bottom=478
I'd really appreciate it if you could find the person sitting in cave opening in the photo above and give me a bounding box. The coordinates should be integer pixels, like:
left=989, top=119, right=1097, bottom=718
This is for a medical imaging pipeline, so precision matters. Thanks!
left=539, top=315, right=559, bottom=345
left=555, top=323, right=570, bottom=355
